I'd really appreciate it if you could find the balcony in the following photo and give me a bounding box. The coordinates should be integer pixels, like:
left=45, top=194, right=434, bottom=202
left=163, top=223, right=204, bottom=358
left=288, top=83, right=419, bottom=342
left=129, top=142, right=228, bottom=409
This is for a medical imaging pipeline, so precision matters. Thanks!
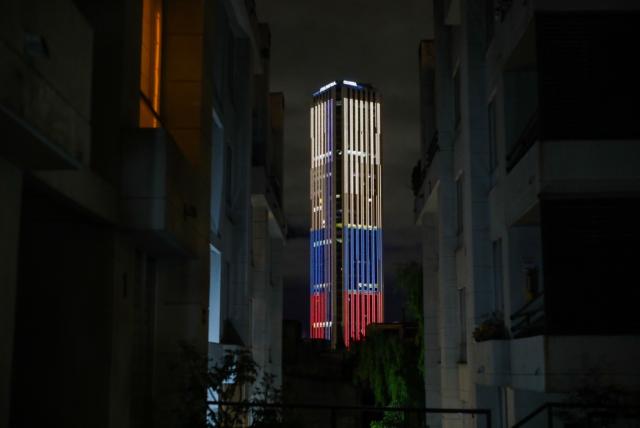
left=251, top=167, right=287, bottom=239
left=474, top=339, right=510, bottom=387
left=413, top=131, right=439, bottom=221
left=506, top=110, right=538, bottom=173
left=121, top=128, right=198, bottom=258
left=510, top=292, right=544, bottom=339
left=0, top=34, right=91, bottom=170
left=511, top=335, right=640, bottom=393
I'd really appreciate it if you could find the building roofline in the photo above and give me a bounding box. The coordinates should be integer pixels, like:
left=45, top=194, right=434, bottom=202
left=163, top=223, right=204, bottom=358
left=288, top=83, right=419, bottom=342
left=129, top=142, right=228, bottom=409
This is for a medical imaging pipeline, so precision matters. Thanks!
left=312, top=80, right=376, bottom=97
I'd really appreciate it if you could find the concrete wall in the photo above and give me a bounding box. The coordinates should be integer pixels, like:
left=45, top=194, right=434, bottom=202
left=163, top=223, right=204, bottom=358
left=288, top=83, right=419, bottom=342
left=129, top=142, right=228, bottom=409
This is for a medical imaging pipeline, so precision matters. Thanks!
left=251, top=205, right=284, bottom=387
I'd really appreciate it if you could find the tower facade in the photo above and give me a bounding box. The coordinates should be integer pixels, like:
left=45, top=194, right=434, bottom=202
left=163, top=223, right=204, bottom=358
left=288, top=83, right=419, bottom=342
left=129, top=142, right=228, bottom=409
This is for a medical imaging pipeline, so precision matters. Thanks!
left=310, top=80, right=383, bottom=348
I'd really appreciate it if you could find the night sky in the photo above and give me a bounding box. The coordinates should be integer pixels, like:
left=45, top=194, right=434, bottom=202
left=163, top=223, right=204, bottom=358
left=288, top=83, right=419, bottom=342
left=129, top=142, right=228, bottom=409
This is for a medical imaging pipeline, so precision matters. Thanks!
left=256, top=0, right=434, bottom=335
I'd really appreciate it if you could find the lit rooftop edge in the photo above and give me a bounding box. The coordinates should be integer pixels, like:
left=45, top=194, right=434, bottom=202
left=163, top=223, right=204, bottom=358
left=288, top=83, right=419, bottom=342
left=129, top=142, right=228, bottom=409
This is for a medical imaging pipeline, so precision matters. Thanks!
left=313, top=79, right=366, bottom=96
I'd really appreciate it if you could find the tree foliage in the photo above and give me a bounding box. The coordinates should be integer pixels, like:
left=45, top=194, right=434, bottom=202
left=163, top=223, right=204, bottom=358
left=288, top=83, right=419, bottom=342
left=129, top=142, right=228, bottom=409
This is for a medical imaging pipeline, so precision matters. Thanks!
left=396, top=261, right=424, bottom=377
left=352, top=262, right=425, bottom=427
left=180, top=344, right=284, bottom=427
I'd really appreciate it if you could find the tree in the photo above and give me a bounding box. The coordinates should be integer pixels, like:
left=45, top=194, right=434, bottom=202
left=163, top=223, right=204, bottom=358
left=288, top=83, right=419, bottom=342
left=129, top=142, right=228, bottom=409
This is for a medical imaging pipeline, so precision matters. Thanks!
left=180, top=344, right=283, bottom=427
left=352, top=262, right=425, bottom=427
left=395, top=262, right=424, bottom=377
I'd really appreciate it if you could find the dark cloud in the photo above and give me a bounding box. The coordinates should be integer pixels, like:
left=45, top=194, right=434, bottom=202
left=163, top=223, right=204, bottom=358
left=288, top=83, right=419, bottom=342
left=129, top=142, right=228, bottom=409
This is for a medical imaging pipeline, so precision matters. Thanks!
left=257, top=0, right=433, bottom=334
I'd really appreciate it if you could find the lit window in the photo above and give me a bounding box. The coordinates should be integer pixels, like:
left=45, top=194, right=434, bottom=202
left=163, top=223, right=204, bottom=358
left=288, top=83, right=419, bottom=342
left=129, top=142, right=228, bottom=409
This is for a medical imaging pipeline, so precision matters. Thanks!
left=208, top=246, right=222, bottom=343
left=139, top=0, right=163, bottom=127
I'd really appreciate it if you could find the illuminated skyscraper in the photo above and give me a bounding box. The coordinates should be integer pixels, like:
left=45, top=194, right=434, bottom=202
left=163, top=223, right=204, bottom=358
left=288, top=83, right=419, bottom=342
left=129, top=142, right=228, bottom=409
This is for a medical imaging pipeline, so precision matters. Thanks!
left=310, top=80, right=383, bottom=348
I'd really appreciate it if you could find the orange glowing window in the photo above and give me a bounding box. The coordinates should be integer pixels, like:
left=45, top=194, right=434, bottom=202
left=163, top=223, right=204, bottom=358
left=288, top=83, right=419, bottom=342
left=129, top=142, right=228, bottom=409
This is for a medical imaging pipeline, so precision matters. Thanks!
left=139, top=0, right=162, bottom=128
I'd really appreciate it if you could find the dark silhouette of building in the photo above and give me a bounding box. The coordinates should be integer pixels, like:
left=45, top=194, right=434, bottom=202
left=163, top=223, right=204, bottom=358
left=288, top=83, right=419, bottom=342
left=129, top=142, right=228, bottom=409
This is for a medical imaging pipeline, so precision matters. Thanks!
left=0, top=0, right=284, bottom=427
left=282, top=320, right=364, bottom=427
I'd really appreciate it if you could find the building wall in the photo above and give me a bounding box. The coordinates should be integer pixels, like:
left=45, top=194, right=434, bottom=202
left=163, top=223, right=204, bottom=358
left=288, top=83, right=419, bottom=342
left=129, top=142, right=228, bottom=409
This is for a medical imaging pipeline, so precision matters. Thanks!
left=416, top=1, right=640, bottom=427
left=1, top=0, right=282, bottom=427
left=206, top=0, right=286, bottom=401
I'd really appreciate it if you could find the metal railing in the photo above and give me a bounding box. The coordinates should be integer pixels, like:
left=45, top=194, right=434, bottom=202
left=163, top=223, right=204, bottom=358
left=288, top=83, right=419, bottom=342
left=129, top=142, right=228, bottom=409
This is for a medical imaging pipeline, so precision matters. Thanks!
left=506, top=109, right=539, bottom=172
left=139, top=91, right=164, bottom=128
left=424, top=130, right=440, bottom=170
left=413, top=130, right=439, bottom=213
left=513, top=402, right=640, bottom=428
left=510, top=292, right=544, bottom=338
left=208, top=400, right=492, bottom=428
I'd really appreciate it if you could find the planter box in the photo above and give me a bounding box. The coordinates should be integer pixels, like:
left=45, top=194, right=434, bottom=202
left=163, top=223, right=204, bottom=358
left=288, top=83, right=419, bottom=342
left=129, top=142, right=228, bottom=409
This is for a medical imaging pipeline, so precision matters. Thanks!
left=474, top=339, right=511, bottom=386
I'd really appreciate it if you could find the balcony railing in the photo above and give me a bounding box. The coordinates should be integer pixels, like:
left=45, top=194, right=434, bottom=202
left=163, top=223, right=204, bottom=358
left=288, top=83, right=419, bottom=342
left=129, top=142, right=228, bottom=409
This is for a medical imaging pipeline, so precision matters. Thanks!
left=506, top=109, right=539, bottom=172
left=510, top=291, right=544, bottom=338
left=412, top=131, right=439, bottom=197
left=207, top=400, right=493, bottom=428
left=121, top=126, right=199, bottom=258
left=139, top=91, right=163, bottom=128
left=513, top=402, right=640, bottom=428
left=424, top=130, right=440, bottom=170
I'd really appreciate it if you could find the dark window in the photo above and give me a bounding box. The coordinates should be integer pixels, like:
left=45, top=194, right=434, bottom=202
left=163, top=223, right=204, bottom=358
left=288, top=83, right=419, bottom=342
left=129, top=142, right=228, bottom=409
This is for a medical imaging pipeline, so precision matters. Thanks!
left=537, top=12, right=640, bottom=139
left=211, top=122, right=224, bottom=233
left=454, top=70, right=461, bottom=129
left=488, top=99, right=498, bottom=172
left=485, top=0, right=495, bottom=47
left=224, top=261, right=231, bottom=315
left=492, top=239, right=504, bottom=313
left=542, top=198, right=640, bottom=335
left=456, top=175, right=464, bottom=236
left=458, top=287, right=467, bottom=363
left=224, top=145, right=233, bottom=207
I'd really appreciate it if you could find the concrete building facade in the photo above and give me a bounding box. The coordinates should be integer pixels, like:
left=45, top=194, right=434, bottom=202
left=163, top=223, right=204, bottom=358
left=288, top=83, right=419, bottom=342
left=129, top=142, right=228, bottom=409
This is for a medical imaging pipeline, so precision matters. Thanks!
left=1, top=0, right=284, bottom=427
left=414, top=1, right=640, bottom=427
left=206, top=0, right=286, bottom=392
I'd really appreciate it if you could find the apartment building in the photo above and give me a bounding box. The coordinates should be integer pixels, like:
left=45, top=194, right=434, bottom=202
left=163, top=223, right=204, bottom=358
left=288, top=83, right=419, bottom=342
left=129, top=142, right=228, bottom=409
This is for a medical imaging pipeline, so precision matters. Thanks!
left=1, top=0, right=284, bottom=426
left=250, top=24, right=286, bottom=387
left=414, top=1, right=640, bottom=427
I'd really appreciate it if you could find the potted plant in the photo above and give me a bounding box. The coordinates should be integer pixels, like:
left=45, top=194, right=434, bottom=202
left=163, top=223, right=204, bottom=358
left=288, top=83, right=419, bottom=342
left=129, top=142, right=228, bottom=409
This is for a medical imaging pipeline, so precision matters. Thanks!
left=472, top=311, right=508, bottom=342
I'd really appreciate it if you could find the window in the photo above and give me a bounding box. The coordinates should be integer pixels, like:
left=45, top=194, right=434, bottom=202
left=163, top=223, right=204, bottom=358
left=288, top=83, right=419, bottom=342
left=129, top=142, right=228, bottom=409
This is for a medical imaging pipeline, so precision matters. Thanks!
left=458, top=287, right=467, bottom=363
left=139, top=0, right=163, bottom=127
left=492, top=239, right=504, bottom=313
left=453, top=69, right=461, bottom=129
left=485, top=0, right=495, bottom=47
left=208, top=246, right=222, bottom=343
left=224, top=145, right=233, bottom=207
left=456, top=175, right=464, bottom=236
left=211, top=120, right=224, bottom=234
left=488, top=99, right=498, bottom=172
left=525, top=266, right=540, bottom=301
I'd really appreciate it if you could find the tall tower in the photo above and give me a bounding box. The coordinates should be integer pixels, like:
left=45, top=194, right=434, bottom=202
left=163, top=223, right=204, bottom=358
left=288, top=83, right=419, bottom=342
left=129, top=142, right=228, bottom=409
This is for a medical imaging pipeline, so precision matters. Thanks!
left=310, top=80, right=383, bottom=348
